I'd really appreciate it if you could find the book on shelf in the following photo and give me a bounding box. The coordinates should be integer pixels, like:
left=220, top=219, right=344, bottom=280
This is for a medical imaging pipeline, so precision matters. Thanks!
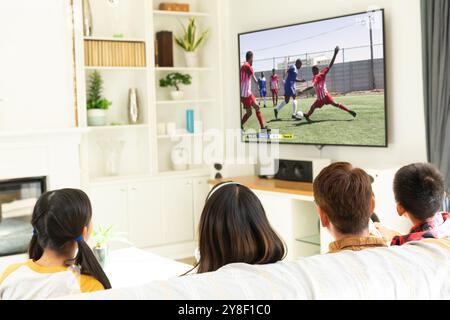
left=83, top=39, right=146, bottom=68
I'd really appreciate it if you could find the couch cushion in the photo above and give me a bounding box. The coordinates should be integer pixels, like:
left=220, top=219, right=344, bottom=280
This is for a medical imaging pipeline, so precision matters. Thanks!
left=65, top=239, right=450, bottom=300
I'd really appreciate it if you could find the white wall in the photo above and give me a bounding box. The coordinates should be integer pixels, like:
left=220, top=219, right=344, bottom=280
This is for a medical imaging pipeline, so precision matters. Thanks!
left=0, top=0, right=75, bottom=130
left=222, top=0, right=426, bottom=232
left=222, top=0, right=427, bottom=170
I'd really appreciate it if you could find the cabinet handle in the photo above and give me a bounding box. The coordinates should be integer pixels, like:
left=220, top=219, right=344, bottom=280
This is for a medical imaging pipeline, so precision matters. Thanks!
left=120, top=188, right=126, bottom=192
left=131, top=187, right=137, bottom=191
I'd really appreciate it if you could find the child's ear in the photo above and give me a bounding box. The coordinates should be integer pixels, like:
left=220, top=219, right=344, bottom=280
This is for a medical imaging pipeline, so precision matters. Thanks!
left=82, top=226, right=89, bottom=241
left=396, top=203, right=406, bottom=217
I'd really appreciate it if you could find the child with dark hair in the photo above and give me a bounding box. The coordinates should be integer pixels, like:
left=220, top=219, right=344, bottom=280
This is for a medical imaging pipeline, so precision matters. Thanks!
left=375, top=163, right=450, bottom=245
left=0, top=189, right=111, bottom=299
left=188, top=182, right=286, bottom=274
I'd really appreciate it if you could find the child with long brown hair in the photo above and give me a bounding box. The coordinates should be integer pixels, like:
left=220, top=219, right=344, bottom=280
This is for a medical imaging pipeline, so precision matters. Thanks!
left=190, top=182, right=286, bottom=274
left=0, top=189, right=111, bottom=299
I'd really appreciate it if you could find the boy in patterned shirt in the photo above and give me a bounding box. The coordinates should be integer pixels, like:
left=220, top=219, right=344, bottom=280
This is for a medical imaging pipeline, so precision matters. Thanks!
left=375, top=163, right=450, bottom=245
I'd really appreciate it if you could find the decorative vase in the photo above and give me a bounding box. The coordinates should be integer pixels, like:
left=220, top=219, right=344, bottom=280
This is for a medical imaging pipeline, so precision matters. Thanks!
left=170, top=91, right=184, bottom=100
left=97, top=139, right=125, bottom=176
left=82, top=0, right=93, bottom=37
left=87, top=109, right=107, bottom=126
left=186, top=109, right=194, bottom=133
left=171, top=146, right=189, bottom=171
left=184, top=52, right=198, bottom=68
left=128, top=88, right=139, bottom=124
left=93, top=246, right=108, bottom=268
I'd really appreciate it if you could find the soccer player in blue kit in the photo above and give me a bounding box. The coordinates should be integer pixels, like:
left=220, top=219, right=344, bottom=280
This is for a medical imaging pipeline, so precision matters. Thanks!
left=274, top=59, right=306, bottom=120
left=257, top=72, right=268, bottom=108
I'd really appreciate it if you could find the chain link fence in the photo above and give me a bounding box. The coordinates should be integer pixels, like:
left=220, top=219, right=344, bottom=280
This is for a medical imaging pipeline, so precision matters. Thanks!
left=245, top=44, right=384, bottom=96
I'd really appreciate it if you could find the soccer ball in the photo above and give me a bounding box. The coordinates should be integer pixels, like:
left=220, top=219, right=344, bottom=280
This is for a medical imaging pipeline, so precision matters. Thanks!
left=294, top=111, right=304, bottom=120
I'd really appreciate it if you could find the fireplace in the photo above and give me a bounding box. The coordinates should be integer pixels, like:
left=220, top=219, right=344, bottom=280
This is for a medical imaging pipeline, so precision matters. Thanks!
left=0, top=176, right=46, bottom=256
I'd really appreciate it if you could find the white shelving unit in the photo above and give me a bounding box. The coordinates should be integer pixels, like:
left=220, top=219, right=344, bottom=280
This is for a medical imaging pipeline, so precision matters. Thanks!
left=73, top=0, right=224, bottom=182
left=72, top=0, right=224, bottom=258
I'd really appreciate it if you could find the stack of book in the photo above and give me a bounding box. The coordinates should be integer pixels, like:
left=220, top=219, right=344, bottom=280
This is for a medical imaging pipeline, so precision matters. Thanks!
left=84, top=40, right=147, bottom=67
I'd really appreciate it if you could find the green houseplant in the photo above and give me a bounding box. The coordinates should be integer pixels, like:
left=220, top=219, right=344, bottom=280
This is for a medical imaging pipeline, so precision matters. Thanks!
left=91, top=225, right=127, bottom=267
left=159, top=72, right=192, bottom=100
left=86, top=71, right=112, bottom=126
left=175, top=18, right=208, bottom=67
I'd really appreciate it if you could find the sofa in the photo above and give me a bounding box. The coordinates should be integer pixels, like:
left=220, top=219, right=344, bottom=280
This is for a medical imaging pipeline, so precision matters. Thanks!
left=65, top=239, right=449, bottom=300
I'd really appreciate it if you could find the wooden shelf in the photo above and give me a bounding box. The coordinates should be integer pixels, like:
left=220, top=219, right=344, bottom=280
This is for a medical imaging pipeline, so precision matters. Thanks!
left=156, top=99, right=215, bottom=105
left=208, top=176, right=314, bottom=198
left=153, top=10, right=210, bottom=17
left=155, top=67, right=213, bottom=72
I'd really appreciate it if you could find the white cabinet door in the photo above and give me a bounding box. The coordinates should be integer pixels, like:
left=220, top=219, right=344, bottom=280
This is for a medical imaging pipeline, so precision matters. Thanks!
left=128, top=181, right=163, bottom=248
left=163, top=178, right=194, bottom=244
left=89, top=184, right=128, bottom=236
left=193, top=177, right=210, bottom=240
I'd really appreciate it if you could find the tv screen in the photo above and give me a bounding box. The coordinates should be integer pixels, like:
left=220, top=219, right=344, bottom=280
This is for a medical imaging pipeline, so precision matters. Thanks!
left=238, top=10, right=387, bottom=147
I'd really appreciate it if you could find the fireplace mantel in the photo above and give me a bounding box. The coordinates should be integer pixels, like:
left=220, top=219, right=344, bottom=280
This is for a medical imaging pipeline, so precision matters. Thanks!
left=0, top=127, right=85, bottom=190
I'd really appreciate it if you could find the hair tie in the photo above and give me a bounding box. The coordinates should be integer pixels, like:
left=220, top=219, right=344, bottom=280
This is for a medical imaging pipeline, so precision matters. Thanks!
left=74, top=235, right=83, bottom=242
left=32, top=229, right=38, bottom=236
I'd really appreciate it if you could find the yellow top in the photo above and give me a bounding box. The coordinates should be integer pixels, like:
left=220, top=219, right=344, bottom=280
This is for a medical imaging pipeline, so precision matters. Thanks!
left=0, top=260, right=104, bottom=299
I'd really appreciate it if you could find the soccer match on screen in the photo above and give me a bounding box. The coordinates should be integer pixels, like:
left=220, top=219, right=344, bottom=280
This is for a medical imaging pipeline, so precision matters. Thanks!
left=239, top=10, right=387, bottom=147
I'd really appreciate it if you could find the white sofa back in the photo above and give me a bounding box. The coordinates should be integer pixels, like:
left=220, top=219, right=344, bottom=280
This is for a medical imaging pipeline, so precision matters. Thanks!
left=68, top=239, right=449, bottom=300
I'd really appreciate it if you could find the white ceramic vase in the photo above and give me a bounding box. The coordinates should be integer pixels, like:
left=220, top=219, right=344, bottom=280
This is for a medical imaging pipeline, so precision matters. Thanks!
left=184, top=52, right=198, bottom=68
left=170, top=91, right=184, bottom=100
left=97, top=139, right=125, bottom=176
left=87, top=109, right=107, bottom=126
left=171, top=146, right=189, bottom=171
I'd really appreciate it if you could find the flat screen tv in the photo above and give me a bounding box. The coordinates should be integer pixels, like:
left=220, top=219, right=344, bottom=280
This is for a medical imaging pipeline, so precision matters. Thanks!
left=238, top=9, right=387, bottom=147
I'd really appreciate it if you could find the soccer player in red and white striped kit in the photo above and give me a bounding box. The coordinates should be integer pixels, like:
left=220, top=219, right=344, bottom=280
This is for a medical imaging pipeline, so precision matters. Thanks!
left=302, top=46, right=357, bottom=122
left=240, top=51, right=268, bottom=131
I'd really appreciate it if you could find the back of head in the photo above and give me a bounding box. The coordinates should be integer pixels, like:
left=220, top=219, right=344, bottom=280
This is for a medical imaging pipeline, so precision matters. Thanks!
left=312, top=66, right=319, bottom=75
left=394, top=163, right=445, bottom=220
left=29, top=188, right=111, bottom=289
left=246, top=51, right=253, bottom=62
left=313, top=162, right=373, bottom=235
left=197, top=182, right=286, bottom=273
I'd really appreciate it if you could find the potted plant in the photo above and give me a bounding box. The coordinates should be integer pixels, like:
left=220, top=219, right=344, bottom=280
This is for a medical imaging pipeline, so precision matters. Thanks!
left=159, top=72, right=192, bottom=100
left=175, top=18, right=208, bottom=67
left=91, top=225, right=127, bottom=268
left=86, top=71, right=112, bottom=126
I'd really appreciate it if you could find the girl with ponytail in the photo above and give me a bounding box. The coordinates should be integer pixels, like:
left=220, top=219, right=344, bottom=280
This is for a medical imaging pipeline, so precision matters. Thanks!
left=0, top=189, right=111, bottom=299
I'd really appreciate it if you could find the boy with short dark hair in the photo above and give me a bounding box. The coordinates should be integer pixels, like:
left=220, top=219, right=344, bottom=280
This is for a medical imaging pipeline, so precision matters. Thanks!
left=375, top=163, right=450, bottom=245
left=313, top=162, right=386, bottom=253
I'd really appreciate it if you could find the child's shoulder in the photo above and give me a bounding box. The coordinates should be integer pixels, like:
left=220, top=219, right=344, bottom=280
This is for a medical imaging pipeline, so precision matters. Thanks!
left=0, top=262, right=28, bottom=286
left=79, top=274, right=105, bottom=293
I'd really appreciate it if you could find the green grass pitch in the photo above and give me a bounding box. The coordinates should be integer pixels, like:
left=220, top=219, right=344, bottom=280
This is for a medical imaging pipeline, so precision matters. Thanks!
left=242, top=93, right=386, bottom=146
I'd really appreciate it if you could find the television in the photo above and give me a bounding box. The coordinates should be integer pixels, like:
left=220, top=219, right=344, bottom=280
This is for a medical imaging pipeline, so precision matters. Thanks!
left=238, top=9, right=387, bottom=147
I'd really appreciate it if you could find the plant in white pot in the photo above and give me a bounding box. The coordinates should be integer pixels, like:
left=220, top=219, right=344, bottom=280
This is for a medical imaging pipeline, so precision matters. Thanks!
left=159, top=72, right=192, bottom=100
left=86, top=71, right=112, bottom=126
left=175, top=18, right=208, bottom=67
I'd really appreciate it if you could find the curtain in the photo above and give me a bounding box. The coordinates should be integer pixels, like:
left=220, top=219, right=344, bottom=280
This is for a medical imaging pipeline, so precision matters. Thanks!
left=421, top=0, right=450, bottom=211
